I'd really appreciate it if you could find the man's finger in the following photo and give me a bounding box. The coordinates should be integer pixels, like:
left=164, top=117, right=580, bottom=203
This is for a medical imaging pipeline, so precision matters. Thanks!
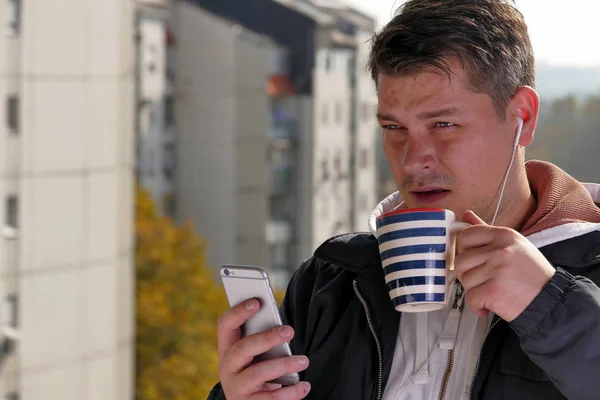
left=248, top=381, right=311, bottom=400
left=217, top=299, right=260, bottom=358
left=456, top=225, right=496, bottom=253
left=456, top=255, right=499, bottom=291
left=237, top=355, right=309, bottom=394
left=454, top=246, right=492, bottom=283
left=462, top=210, right=488, bottom=225
left=465, top=283, right=493, bottom=318
left=223, top=325, right=295, bottom=374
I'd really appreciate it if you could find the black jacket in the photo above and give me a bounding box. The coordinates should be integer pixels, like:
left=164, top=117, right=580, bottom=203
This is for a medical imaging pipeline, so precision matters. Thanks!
left=208, top=230, right=600, bottom=399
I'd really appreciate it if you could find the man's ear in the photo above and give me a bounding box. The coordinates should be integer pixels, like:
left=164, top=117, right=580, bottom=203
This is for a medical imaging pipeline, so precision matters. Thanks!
left=510, top=86, right=539, bottom=147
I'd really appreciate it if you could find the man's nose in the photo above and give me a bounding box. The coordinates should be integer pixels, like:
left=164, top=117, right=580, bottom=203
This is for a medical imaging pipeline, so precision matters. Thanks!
left=402, top=136, right=438, bottom=174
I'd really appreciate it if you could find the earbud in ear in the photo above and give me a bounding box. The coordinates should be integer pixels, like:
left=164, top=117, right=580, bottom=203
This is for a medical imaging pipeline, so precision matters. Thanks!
left=513, top=117, right=524, bottom=147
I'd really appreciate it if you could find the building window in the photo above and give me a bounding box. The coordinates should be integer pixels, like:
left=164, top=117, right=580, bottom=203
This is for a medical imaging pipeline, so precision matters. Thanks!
left=333, top=153, right=342, bottom=178
left=269, top=147, right=293, bottom=169
left=359, top=148, right=369, bottom=169
left=361, top=103, right=370, bottom=121
left=7, top=95, right=19, bottom=133
left=358, top=193, right=368, bottom=211
left=269, top=244, right=288, bottom=270
left=165, top=96, right=174, bottom=126
left=335, top=101, right=342, bottom=123
left=321, top=103, right=329, bottom=125
left=269, top=48, right=290, bottom=75
left=148, top=108, right=157, bottom=126
left=7, top=0, right=20, bottom=37
left=321, top=159, right=329, bottom=182
left=5, top=195, right=17, bottom=229
left=163, top=143, right=175, bottom=180
left=5, top=294, right=18, bottom=328
left=163, top=194, right=177, bottom=219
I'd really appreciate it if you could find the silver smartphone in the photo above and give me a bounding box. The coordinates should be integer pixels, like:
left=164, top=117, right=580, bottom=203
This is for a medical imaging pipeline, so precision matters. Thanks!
left=220, top=264, right=300, bottom=386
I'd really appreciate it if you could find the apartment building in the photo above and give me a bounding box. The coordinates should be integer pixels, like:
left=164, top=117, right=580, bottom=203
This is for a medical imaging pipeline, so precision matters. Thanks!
left=135, top=0, right=177, bottom=216
left=175, top=0, right=377, bottom=287
left=171, top=1, right=274, bottom=279
left=0, top=0, right=135, bottom=398
left=337, top=7, right=380, bottom=231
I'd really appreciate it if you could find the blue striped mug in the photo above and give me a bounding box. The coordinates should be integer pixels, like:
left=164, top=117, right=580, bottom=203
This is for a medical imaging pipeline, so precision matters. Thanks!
left=376, top=208, right=470, bottom=312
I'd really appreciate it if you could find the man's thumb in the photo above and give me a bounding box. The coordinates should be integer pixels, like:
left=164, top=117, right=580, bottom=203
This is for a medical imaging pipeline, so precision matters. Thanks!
left=462, top=210, right=487, bottom=225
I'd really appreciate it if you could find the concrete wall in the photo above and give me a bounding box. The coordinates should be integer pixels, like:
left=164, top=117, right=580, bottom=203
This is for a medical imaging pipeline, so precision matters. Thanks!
left=233, top=29, right=270, bottom=267
left=294, top=96, right=315, bottom=266
left=174, top=3, right=271, bottom=270
left=0, top=0, right=136, bottom=399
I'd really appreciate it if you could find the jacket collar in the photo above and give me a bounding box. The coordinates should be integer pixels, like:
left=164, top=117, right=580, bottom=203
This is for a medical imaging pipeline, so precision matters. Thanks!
left=313, top=229, right=600, bottom=273
left=318, top=176, right=600, bottom=272
left=313, top=232, right=380, bottom=273
left=539, top=230, right=600, bottom=269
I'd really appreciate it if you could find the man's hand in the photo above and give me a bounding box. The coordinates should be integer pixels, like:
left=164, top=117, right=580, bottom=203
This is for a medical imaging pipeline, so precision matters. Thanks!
left=454, top=211, right=556, bottom=322
left=217, top=298, right=311, bottom=399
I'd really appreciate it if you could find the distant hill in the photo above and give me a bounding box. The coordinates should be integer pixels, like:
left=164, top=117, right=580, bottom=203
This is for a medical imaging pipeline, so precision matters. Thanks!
left=536, top=62, right=600, bottom=99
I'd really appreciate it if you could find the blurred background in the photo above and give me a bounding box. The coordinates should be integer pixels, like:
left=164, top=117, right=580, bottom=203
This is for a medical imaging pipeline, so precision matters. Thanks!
left=0, top=0, right=598, bottom=399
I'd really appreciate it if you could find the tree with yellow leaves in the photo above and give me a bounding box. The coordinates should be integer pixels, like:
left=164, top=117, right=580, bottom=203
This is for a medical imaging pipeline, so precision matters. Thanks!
left=136, top=187, right=227, bottom=398
left=135, top=188, right=285, bottom=399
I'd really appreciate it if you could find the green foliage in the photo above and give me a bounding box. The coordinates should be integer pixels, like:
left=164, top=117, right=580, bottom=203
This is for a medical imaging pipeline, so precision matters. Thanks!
left=528, top=94, right=600, bottom=182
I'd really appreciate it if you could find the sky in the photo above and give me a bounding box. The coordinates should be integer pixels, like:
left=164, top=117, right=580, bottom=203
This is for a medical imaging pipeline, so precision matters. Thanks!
left=345, top=0, right=600, bottom=68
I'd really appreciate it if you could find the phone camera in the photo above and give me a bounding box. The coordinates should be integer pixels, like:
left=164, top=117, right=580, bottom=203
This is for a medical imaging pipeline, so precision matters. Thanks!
left=224, top=269, right=230, bottom=276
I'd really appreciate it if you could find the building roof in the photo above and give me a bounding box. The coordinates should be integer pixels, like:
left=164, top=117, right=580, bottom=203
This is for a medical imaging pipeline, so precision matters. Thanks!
left=271, top=0, right=336, bottom=24
left=311, top=0, right=376, bottom=32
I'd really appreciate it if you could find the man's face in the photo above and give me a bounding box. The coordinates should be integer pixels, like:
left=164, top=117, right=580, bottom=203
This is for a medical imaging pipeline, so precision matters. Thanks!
left=377, top=62, right=518, bottom=222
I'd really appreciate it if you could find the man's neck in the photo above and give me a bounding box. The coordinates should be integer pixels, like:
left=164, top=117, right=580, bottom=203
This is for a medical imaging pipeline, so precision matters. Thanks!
left=494, top=172, right=537, bottom=231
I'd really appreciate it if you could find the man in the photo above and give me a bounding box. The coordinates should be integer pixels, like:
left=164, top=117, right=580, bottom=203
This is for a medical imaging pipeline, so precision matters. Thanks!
left=209, top=0, right=600, bottom=399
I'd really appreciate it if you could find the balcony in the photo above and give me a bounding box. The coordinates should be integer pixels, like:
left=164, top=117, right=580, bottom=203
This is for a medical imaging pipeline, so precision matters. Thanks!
left=270, top=166, right=294, bottom=194
left=269, top=121, right=297, bottom=149
left=266, top=220, right=292, bottom=245
left=3, top=226, right=19, bottom=291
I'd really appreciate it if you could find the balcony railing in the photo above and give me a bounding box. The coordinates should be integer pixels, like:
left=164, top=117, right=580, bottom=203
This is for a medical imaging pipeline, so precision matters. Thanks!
left=269, top=121, right=297, bottom=141
left=266, top=220, right=292, bottom=245
left=270, top=167, right=294, bottom=194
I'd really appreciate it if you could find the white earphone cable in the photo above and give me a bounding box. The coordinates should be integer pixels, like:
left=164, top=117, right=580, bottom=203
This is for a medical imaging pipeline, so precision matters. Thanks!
left=490, top=118, right=523, bottom=226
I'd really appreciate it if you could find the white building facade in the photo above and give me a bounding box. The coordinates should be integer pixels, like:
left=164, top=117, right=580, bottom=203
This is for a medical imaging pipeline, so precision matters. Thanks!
left=310, top=43, right=354, bottom=247
left=0, top=0, right=135, bottom=399
left=169, top=0, right=377, bottom=288
left=348, top=16, right=379, bottom=231
left=172, top=2, right=273, bottom=274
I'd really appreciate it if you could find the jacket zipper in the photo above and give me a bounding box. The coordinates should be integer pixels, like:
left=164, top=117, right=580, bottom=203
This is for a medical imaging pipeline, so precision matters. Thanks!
left=438, top=281, right=465, bottom=400
left=353, top=280, right=383, bottom=400
left=438, top=349, right=455, bottom=400
left=469, top=317, right=502, bottom=400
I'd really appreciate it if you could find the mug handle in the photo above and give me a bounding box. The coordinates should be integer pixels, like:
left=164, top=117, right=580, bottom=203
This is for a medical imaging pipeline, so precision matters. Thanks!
left=448, top=222, right=471, bottom=271
left=450, top=221, right=471, bottom=234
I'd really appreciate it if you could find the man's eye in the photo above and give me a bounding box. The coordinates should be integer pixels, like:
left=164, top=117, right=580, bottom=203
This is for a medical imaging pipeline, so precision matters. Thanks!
left=382, top=125, right=403, bottom=131
left=436, top=122, right=455, bottom=128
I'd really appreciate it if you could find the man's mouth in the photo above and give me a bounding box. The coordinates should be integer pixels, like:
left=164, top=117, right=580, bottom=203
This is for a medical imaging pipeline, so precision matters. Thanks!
left=410, top=188, right=451, bottom=204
